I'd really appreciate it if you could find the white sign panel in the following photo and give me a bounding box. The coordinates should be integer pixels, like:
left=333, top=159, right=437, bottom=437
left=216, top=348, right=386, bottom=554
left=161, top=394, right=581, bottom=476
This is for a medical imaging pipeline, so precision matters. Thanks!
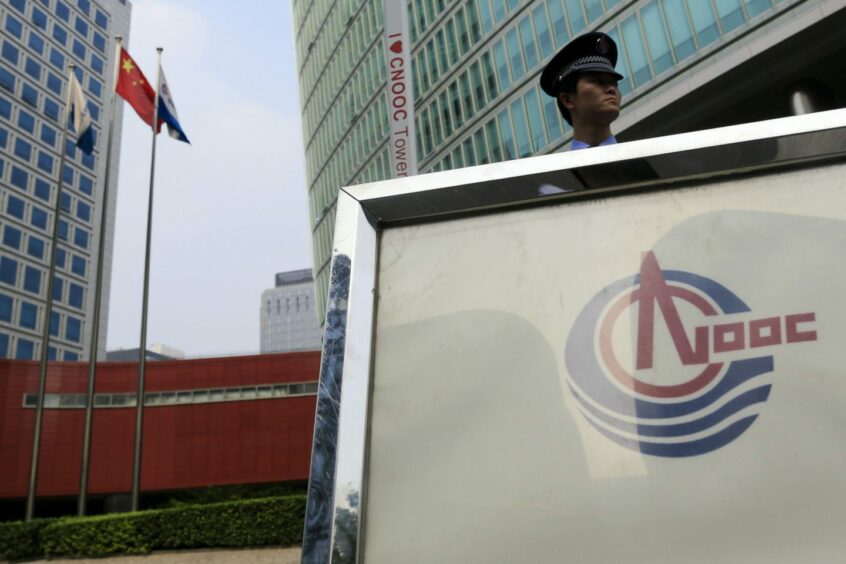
left=383, top=0, right=417, bottom=178
left=364, top=162, right=846, bottom=563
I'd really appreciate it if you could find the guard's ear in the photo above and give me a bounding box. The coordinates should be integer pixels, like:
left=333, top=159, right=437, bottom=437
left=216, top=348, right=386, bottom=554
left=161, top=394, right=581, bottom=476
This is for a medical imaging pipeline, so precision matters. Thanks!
left=558, top=91, right=575, bottom=111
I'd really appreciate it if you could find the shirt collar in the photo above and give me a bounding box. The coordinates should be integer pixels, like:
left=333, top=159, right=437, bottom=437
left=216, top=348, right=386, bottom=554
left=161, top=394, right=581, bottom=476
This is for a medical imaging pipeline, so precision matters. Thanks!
left=570, top=135, right=617, bottom=151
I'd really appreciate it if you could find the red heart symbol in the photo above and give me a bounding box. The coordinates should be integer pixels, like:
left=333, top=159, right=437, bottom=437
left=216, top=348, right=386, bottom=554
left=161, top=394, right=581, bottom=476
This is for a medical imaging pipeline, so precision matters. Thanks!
left=390, top=41, right=402, bottom=54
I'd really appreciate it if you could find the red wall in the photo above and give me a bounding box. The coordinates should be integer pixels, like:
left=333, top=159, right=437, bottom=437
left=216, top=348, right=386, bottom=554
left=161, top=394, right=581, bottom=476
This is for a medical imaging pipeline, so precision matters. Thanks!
left=0, top=352, right=319, bottom=498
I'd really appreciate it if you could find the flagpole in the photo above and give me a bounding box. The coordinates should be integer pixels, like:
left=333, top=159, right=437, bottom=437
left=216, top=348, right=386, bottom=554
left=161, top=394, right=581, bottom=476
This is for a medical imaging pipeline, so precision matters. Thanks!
left=25, top=64, right=78, bottom=521
left=131, top=47, right=162, bottom=513
left=77, top=36, right=123, bottom=517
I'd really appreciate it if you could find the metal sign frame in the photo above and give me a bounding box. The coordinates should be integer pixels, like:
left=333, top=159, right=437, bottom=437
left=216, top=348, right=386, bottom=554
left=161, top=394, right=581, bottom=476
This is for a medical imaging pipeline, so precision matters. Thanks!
left=301, top=109, right=846, bottom=564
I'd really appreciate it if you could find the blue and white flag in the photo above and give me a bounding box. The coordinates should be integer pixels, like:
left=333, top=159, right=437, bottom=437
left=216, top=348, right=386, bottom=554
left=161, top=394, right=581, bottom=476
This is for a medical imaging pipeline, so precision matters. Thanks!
left=68, top=73, right=94, bottom=155
left=157, top=65, right=190, bottom=144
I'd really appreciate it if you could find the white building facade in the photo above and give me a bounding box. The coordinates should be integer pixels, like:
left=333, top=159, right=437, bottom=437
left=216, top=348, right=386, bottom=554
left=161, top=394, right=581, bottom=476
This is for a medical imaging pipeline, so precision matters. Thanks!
left=0, top=0, right=130, bottom=361
left=260, top=268, right=321, bottom=354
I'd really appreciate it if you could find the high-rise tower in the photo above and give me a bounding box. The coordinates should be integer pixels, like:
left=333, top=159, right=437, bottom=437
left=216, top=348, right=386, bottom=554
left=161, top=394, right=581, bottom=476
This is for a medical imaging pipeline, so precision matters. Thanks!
left=294, top=0, right=846, bottom=322
left=0, top=0, right=130, bottom=360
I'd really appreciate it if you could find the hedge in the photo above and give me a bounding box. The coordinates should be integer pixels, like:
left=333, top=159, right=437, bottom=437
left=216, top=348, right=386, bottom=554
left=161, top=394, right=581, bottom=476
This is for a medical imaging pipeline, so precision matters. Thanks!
left=0, top=495, right=305, bottom=560
left=0, top=518, right=53, bottom=561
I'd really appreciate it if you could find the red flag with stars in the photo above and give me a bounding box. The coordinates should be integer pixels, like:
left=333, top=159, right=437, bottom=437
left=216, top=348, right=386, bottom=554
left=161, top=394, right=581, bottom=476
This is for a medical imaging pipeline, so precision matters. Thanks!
left=115, top=48, right=161, bottom=131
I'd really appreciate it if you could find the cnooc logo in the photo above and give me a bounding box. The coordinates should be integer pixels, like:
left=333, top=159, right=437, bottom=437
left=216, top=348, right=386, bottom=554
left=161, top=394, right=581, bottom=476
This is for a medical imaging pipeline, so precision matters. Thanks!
left=565, top=252, right=817, bottom=457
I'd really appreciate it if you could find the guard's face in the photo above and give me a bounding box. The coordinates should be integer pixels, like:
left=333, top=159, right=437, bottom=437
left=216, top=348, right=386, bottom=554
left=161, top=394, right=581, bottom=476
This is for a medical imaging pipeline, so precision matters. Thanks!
left=561, top=72, right=621, bottom=125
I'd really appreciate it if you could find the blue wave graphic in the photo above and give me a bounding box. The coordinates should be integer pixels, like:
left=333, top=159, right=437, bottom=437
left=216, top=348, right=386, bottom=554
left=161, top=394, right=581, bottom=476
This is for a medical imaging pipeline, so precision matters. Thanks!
left=581, top=413, right=761, bottom=457
left=565, top=268, right=773, bottom=457
left=572, top=383, right=771, bottom=437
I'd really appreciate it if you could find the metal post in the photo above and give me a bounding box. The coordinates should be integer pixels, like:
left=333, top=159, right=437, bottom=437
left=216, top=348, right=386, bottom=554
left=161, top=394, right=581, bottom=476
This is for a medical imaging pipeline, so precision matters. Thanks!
left=130, top=47, right=163, bottom=513
left=77, top=36, right=123, bottom=517
left=25, top=64, right=77, bottom=522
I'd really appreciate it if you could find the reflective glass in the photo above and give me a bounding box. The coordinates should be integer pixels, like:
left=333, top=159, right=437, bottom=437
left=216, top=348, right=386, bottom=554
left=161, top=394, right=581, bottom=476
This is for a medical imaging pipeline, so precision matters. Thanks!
left=565, top=0, right=586, bottom=34
left=0, top=294, right=11, bottom=321
left=0, top=257, right=16, bottom=285
left=542, top=91, right=563, bottom=141
left=3, top=226, right=21, bottom=249
left=621, top=14, right=652, bottom=87
left=473, top=128, right=488, bottom=164
left=745, top=0, right=772, bottom=17
left=519, top=16, right=540, bottom=70
left=688, top=0, right=720, bottom=47
left=506, top=28, right=525, bottom=79
left=510, top=98, right=531, bottom=157
left=642, top=2, right=674, bottom=74
left=20, top=301, right=37, bottom=329
left=16, top=338, right=34, bottom=360
left=548, top=0, right=569, bottom=47
left=525, top=88, right=546, bottom=151
left=533, top=4, right=555, bottom=59
left=493, top=39, right=511, bottom=91
left=479, top=0, right=493, bottom=32
left=585, top=0, right=603, bottom=22
left=662, top=0, right=696, bottom=60
left=715, top=0, right=745, bottom=32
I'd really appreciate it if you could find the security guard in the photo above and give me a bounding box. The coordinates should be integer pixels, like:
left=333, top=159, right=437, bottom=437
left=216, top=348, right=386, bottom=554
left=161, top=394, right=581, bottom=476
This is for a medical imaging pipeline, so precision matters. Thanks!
left=540, top=32, right=624, bottom=150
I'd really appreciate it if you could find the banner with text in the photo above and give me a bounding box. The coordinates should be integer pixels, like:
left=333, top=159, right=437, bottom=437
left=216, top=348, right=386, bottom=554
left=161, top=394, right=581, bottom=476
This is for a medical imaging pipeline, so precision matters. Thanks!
left=383, top=0, right=418, bottom=177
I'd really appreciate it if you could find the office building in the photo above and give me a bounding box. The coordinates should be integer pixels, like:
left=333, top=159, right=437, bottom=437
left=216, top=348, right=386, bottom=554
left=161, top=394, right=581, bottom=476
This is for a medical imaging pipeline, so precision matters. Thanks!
left=294, top=0, right=846, bottom=321
left=260, top=268, right=321, bottom=353
left=0, top=0, right=130, bottom=360
left=1, top=352, right=319, bottom=517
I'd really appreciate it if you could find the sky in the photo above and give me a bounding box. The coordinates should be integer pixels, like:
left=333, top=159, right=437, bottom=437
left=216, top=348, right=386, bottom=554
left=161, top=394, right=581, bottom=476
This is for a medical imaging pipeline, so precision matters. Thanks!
left=105, top=0, right=312, bottom=357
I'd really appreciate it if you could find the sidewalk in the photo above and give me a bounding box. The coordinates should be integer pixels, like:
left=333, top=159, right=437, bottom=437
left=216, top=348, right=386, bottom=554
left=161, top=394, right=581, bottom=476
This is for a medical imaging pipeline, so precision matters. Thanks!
left=27, top=546, right=301, bottom=563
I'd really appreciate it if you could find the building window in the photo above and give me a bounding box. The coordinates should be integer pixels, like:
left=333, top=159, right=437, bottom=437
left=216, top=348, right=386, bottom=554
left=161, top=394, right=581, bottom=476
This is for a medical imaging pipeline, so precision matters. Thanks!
left=78, top=174, right=93, bottom=195
left=27, top=236, right=44, bottom=259
left=18, top=110, right=35, bottom=133
left=68, top=283, right=83, bottom=308
left=66, top=316, right=81, bottom=342
left=74, top=16, right=89, bottom=37
left=0, top=67, right=15, bottom=92
left=1, top=41, right=20, bottom=65
left=3, top=225, right=22, bottom=249
left=95, top=9, right=108, bottom=29
left=16, top=338, right=35, bottom=360
left=5, top=15, right=23, bottom=38
left=37, top=151, right=54, bottom=174
left=0, top=293, right=12, bottom=322
left=72, top=39, right=86, bottom=60
left=55, top=1, right=70, bottom=21
left=50, top=48, right=65, bottom=70
left=25, top=57, right=42, bottom=81
left=6, top=195, right=25, bottom=219
left=0, top=257, right=16, bottom=285
left=28, top=32, right=45, bottom=55
left=73, top=227, right=88, bottom=249
left=53, top=25, right=67, bottom=45
left=71, top=255, right=85, bottom=276
left=34, top=178, right=51, bottom=200
left=11, top=166, right=28, bottom=190
left=30, top=207, right=48, bottom=230
left=23, top=266, right=41, bottom=294
left=41, top=123, right=57, bottom=146
left=31, top=7, right=48, bottom=30
left=0, top=332, right=9, bottom=357
left=44, top=98, right=60, bottom=121
left=20, top=301, right=38, bottom=329
left=14, top=138, right=32, bottom=161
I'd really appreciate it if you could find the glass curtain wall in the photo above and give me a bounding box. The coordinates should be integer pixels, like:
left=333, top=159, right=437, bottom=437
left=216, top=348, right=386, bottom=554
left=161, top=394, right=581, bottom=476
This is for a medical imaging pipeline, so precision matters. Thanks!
left=295, top=0, right=795, bottom=322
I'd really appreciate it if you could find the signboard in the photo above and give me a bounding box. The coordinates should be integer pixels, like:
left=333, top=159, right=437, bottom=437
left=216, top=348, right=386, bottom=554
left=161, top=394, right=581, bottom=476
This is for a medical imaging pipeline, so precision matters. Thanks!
left=383, top=0, right=417, bottom=178
left=302, top=109, right=846, bottom=564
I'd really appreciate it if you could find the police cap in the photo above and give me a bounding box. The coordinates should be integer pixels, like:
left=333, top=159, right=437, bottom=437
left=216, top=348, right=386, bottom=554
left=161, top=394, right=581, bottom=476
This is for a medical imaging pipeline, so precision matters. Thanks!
left=540, top=32, right=624, bottom=98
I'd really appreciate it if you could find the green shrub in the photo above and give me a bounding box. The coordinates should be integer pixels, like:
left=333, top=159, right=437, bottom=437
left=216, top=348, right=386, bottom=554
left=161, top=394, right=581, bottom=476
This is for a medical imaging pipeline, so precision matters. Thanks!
left=0, top=518, right=54, bottom=561
left=41, top=513, right=150, bottom=558
left=40, top=495, right=306, bottom=559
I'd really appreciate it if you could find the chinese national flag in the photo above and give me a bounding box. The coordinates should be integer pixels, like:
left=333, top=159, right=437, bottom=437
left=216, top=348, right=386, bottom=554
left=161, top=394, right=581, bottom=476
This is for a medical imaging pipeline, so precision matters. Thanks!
left=115, top=48, right=161, bottom=131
